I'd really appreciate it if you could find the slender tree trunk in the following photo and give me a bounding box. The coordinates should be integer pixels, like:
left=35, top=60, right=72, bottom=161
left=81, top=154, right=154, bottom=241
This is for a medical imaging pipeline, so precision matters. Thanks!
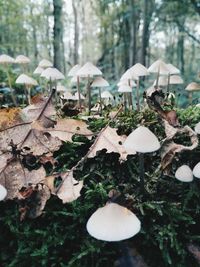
left=177, top=24, right=185, bottom=74
left=53, top=0, right=63, bottom=71
left=72, top=0, right=79, bottom=64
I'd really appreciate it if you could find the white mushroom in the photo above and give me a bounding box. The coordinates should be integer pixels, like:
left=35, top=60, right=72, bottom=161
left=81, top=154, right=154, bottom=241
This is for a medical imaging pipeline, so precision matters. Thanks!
left=193, top=162, right=200, bottom=178
left=38, top=59, right=53, bottom=68
left=86, top=202, right=141, bottom=242
left=175, top=165, right=193, bottom=182
left=15, top=55, right=30, bottom=64
left=33, top=66, right=44, bottom=75
left=0, top=184, right=7, bottom=201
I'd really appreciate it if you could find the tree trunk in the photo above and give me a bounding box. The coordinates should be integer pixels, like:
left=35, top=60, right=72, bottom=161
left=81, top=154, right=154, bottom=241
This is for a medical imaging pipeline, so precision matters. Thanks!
left=53, top=0, right=63, bottom=71
left=72, top=0, right=79, bottom=65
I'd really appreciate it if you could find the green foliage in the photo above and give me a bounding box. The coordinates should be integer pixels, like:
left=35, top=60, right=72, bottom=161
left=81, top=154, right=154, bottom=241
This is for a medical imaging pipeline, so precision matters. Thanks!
left=0, top=108, right=200, bottom=266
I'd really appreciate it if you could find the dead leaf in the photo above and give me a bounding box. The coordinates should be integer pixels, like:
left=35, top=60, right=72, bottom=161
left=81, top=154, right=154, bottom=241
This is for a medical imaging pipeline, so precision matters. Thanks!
left=0, top=108, right=23, bottom=130
left=161, top=121, right=198, bottom=174
left=47, top=118, right=93, bottom=142
left=57, top=171, right=83, bottom=203
left=18, top=184, right=51, bottom=220
left=87, top=126, right=129, bottom=161
left=0, top=158, right=46, bottom=199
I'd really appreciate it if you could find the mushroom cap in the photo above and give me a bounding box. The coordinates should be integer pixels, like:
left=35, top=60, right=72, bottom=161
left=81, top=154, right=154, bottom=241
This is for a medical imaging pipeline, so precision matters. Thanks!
left=118, top=79, right=136, bottom=87
left=185, top=82, right=200, bottom=91
left=57, top=83, right=67, bottom=92
left=0, top=184, right=7, bottom=201
left=118, top=85, right=132, bottom=93
left=101, top=90, right=113, bottom=99
left=91, top=77, right=109, bottom=87
left=167, top=64, right=180, bottom=75
left=0, top=54, right=15, bottom=64
left=76, top=62, right=102, bottom=77
left=15, top=55, right=30, bottom=64
left=196, top=103, right=200, bottom=107
left=74, top=91, right=85, bottom=100
left=68, top=64, right=82, bottom=77
left=120, top=69, right=138, bottom=81
left=38, top=59, right=53, bottom=68
left=153, top=76, right=168, bottom=86
left=193, top=162, right=200, bottom=178
left=169, top=75, right=183, bottom=84
left=129, top=63, right=149, bottom=77
left=194, top=122, right=200, bottom=134
left=41, top=67, right=65, bottom=80
left=61, top=91, right=74, bottom=100
left=123, top=126, right=160, bottom=153
left=148, top=59, right=169, bottom=75
left=86, top=202, right=141, bottom=242
left=16, top=74, right=38, bottom=86
left=33, top=66, right=44, bottom=75
left=175, top=165, right=193, bottom=182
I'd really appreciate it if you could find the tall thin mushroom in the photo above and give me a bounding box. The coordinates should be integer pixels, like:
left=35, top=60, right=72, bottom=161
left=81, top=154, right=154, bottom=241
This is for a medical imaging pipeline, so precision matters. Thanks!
left=0, top=54, right=17, bottom=106
left=40, top=67, right=65, bottom=92
left=185, top=82, right=200, bottom=104
left=16, top=74, right=38, bottom=104
left=15, top=55, right=30, bottom=73
left=148, top=59, right=169, bottom=89
left=129, top=63, right=149, bottom=111
left=166, top=63, right=180, bottom=93
left=118, top=85, right=132, bottom=113
left=91, top=77, right=109, bottom=115
left=76, top=62, right=102, bottom=115
left=68, top=64, right=82, bottom=110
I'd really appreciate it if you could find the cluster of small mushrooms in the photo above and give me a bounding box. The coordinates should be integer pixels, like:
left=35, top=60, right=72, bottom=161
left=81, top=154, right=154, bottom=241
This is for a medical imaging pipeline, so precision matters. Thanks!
left=0, top=54, right=200, bottom=242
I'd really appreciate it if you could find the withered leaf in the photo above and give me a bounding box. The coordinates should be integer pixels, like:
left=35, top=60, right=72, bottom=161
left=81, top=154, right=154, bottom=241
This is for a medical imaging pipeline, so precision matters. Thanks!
left=161, top=122, right=198, bottom=174
left=0, top=158, right=46, bottom=199
left=87, top=126, right=128, bottom=161
left=47, top=118, right=93, bottom=142
left=57, top=171, right=83, bottom=203
left=0, top=108, right=24, bottom=130
left=18, top=184, right=51, bottom=220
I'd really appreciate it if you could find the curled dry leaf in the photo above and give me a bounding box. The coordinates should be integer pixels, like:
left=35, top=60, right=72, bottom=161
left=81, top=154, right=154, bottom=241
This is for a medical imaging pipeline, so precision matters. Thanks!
left=57, top=171, right=83, bottom=203
left=18, top=184, right=51, bottom=220
left=87, top=126, right=129, bottom=161
left=22, top=94, right=56, bottom=122
left=0, top=158, right=46, bottom=199
left=161, top=121, right=198, bottom=174
left=47, top=118, right=93, bottom=142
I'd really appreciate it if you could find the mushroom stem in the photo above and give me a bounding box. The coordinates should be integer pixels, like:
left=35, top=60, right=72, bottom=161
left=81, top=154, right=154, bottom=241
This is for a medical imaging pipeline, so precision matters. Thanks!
left=26, top=86, right=31, bottom=105
left=167, top=74, right=170, bottom=94
left=136, top=79, right=140, bottom=111
left=155, top=67, right=160, bottom=89
left=189, top=92, right=193, bottom=105
left=99, top=87, right=103, bottom=115
left=139, top=153, right=145, bottom=192
left=128, top=79, right=133, bottom=110
left=77, top=76, right=81, bottom=110
left=87, top=76, right=91, bottom=115
left=123, top=93, right=127, bottom=114
left=6, top=67, right=17, bottom=106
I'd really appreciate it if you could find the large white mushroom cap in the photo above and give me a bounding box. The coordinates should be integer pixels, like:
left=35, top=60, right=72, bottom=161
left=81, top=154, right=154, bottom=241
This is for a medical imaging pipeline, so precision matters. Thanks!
left=129, top=63, right=149, bottom=77
left=15, top=55, right=30, bottom=64
left=86, top=202, right=141, bottom=242
left=41, top=67, right=65, bottom=80
left=33, top=66, right=44, bottom=75
left=118, top=85, right=132, bottom=93
left=148, top=59, right=169, bottom=75
left=193, top=162, right=200, bottom=178
left=169, top=75, right=183, bottom=84
left=118, top=80, right=136, bottom=87
left=16, top=74, right=38, bottom=86
left=101, top=90, right=113, bottom=99
left=167, top=64, right=180, bottom=75
left=195, top=122, right=200, bottom=134
left=76, top=62, right=102, bottom=77
left=123, top=126, right=160, bottom=154
left=91, top=77, right=109, bottom=87
left=68, top=64, right=82, bottom=77
left=153, top=76, right=168, bottom=86
left=120, top=69, right=138, bottom=81
left=175, top=165, right=193, bottom=182
left=38, top=59, right=53, bottom=68
left=185, top=82, right=200, bottom=91
left=0, top=54, right=15, bottom=64
left=0, top=184, right=7, bottom=201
